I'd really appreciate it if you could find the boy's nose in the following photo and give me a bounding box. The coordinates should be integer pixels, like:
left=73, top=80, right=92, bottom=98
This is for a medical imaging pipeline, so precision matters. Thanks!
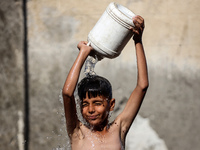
left=88, top=105, right=95, bottom=113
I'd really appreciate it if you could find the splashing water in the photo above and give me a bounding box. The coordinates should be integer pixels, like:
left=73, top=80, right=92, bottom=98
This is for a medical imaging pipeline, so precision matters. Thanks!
left=84, top=55, right=98, bottom=76
left=47, top=90, right=71, bottom=150
left=53, top=90, right=89, bottom=150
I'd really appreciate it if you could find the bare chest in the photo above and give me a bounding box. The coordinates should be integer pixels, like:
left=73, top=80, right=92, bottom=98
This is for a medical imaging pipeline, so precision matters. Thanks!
left=71, top=126, right=124, bottom=150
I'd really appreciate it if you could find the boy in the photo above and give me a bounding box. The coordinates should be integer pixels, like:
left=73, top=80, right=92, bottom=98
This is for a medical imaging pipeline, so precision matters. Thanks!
left=62, top=15, right=148, bottom=150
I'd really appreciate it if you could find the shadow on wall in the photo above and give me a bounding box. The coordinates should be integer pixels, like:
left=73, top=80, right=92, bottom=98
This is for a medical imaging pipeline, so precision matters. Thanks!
left=22, top=0, right=29, bottom=150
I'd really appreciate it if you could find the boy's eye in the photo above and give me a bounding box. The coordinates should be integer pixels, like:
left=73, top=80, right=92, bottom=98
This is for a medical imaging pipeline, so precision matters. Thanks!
left=82, top=103, right=88, bottom=107
left=94, top=102, right=102, bottom=106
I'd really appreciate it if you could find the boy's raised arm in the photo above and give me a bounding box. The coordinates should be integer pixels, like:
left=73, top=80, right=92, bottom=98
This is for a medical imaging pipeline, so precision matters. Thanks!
left=62, top=41, right=93, bottom=135
left=118, top=15, right=149, bottom=134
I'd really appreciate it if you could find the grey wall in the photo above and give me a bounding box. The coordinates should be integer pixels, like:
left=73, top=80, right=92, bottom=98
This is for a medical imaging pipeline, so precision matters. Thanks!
left=0, top=0, right=24, bottom=149
left=1, top=0, right=200, bottom=150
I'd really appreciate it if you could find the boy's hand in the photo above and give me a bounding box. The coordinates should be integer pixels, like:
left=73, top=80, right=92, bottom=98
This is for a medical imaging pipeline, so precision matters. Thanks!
left=77, top=41, right=93, bottom=53
left=130, top=15, right=145, bottom=43
left=77, top=41, right=94, bottom=57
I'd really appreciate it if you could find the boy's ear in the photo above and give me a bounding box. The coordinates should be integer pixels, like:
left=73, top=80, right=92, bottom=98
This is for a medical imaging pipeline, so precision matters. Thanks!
left=109, top=98, right=115, bottom=111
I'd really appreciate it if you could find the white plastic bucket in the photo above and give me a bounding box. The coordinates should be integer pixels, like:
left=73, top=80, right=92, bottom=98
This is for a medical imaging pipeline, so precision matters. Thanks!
left=88, top=2, right=136, bottom=60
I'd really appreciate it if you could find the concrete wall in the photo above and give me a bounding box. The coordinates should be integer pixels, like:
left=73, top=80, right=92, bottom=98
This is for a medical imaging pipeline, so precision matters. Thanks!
left=1, top=0, right=200, bottom=150
left=0, top=0, right=24, bottom=150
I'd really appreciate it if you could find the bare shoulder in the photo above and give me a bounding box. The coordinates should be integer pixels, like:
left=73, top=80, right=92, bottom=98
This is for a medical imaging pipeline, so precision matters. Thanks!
left=71, top=121, right=85, bottom=137
left=110, top=114, right=130, bottom=142
left=109, top=117, right=121, bottom=129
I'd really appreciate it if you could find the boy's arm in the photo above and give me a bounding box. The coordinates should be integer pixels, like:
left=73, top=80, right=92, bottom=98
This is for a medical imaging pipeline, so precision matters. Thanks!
left=62, top=41, right=92, bottom=136
left=118, top=16, right=149, bottom=133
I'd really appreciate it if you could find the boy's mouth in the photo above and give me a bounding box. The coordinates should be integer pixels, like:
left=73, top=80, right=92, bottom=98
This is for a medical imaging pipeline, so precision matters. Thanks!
left=87, top=115, right=99, bottom=120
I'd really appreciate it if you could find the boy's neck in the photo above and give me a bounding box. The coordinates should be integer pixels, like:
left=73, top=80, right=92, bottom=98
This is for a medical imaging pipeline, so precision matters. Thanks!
left=86, top=119, right=109, bottom=132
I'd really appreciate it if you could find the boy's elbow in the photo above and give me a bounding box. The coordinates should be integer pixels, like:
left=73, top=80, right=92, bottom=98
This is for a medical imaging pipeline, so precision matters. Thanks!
left=142, top=83, right=149, bottom=92
left=138, top=81, right=149, bottom=92
left=62, top=88, right=73, bottom=98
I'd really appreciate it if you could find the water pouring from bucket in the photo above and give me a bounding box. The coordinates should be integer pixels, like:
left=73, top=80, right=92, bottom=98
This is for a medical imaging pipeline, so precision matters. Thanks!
left=84, top=2, right=136, bottom=76
left=84, top=42, right=98, bottom=76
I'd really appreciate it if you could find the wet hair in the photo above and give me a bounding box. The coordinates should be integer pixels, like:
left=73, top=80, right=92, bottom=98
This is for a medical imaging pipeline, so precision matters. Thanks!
left=77, top=75, right=112, bottom=101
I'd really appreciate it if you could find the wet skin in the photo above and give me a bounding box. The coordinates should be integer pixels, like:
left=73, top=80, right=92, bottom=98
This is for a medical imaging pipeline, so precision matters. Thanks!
left=69, top=94, right=125, bottom=150
left=81, top=93, right=112, bottom=131
left=71, top=121, right=124, bottom=150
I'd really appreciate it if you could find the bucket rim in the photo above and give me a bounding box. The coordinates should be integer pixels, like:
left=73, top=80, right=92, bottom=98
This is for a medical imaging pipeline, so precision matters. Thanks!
left=107, top=2, right=136, bottom=28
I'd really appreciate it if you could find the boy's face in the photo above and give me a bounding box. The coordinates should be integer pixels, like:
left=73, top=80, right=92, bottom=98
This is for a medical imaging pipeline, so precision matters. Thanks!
left=81, top=92, right=115, bottom=128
